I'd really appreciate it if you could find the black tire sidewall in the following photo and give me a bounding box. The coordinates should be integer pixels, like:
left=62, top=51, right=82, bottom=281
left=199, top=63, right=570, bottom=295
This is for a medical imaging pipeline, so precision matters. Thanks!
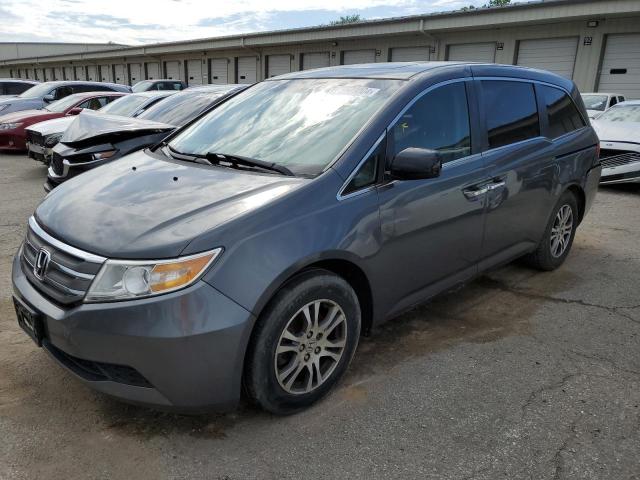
left=246, top=271, right=361, bottom=414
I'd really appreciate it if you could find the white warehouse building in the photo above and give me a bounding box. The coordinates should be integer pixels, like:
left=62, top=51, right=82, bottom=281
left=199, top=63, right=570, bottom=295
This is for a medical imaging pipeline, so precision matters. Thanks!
left=1, top=0, right=640, bottom=98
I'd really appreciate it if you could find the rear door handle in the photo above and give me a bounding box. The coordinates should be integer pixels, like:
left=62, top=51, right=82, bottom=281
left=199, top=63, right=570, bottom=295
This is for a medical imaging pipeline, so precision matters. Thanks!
left=487, top=180, right=506, bottom=191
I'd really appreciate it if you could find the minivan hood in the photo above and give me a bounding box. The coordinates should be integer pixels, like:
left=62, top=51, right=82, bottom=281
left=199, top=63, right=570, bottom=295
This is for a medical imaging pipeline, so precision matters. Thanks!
left=35, top=150, right=307, bottom=258
left=592, top=120, right=640, bottom=143
left=61, top=110, right=174, bottom=147
left=27, top=116, right=75, bottom=136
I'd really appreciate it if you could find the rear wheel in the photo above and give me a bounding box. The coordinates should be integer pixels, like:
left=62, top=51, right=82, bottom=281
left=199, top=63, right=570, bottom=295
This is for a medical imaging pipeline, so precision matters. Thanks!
left=244, top=270, right=361, bottom=415
left=524, top=191, right=578, bottom=271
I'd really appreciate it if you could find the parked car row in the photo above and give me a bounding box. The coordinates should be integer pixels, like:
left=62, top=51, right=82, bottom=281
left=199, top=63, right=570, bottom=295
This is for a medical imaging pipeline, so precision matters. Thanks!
left=4, top=61, right=616, bottom=415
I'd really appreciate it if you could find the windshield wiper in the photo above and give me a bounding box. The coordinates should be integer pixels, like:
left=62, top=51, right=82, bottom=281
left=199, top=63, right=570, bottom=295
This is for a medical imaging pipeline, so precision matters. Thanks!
left=203, top=152, right=294, bottom=176
left=161, top=145, right=294, bottom=176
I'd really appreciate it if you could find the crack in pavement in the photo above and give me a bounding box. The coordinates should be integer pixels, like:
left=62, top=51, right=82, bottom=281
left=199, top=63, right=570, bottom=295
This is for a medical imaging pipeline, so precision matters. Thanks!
left=481, top=277, right=640, bottom=325
left=553, top=421, right=578, bottom=480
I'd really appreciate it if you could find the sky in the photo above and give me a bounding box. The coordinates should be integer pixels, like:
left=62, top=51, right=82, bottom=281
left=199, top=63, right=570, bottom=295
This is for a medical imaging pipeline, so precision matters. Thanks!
left=0, top=0, right=494, bottom=45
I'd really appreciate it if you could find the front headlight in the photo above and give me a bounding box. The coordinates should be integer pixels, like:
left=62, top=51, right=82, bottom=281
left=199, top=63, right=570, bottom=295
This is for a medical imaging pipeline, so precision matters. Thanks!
left=0, top=122, right=22, bottom=130
left=44, top=133, right=63, bottom=147
left=85, top=249, right=222, bottom=302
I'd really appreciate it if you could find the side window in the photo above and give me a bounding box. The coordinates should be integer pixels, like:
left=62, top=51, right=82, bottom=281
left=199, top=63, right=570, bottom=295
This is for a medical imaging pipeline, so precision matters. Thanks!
left=390, top=82, right=471, bottom=163
left=6, top=82, right=30, bottom=95
left=54, top=86, right=73, bottom=99
left=538, top=85, right=586, bottom=139
left=618, top=96, right=625, bottom=103
left=481, top=80, right=539, bottom=149
left=342, top=138, right=384, bottom=195
left=77, top=97, right=108, bottom=110
left=173, top=82, right=183, bottom=90
left=610, top=96, right=618, bottom=107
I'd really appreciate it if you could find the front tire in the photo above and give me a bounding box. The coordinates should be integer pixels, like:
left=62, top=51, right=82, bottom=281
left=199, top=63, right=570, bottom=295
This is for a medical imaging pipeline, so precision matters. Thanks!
left=244, top=270, right=361, bottom=415
left=524, top=191, right=578, bottom=271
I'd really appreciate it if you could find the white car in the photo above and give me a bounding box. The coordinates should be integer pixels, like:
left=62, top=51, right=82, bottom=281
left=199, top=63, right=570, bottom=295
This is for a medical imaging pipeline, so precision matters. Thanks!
left=581, top=92, right=626, bottom=119
left=592, top=101, right=640, bottom=185
left=25, top=91, right=175, bottom=163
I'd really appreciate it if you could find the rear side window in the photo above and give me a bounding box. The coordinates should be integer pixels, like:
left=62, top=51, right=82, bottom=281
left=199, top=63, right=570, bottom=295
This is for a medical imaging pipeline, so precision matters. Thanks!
left=5, top=82, right=31, bottom=95
left=538, top=85, right=586, bottom=139
left=481, top=80, right=539, bottom=149
left=390, top=82, right=471, bottom=163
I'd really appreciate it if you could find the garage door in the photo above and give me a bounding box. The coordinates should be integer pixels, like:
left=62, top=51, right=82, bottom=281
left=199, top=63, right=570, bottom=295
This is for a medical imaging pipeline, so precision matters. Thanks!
left=128, top=64, right=142, bottom=85
left=113, top=64, right=127, bottom=84
left=209, top=58, right=228, bottom=84
left=390, top=46, right=431, bottom=62
left=86, top=65, right=98, bottom=82
left=302, top=52, right=330, bottom=70
left=598, top=33, right=640, bottom=99
left=237, top=56, right=257, bottom=83
left=54, top=67, right=64, bottom=81
left=165, top=61, right=181, bottom=80
left=517, top=37, right=578, bottom=79
left=448, top=42, right=496, bottom=63
left=186, top=59, right=205, bottom=85
left=62, top=66, right=73, bottom=80
left=145, top=62, right=160, bottom=80
left=342, top=49, right=376, bottom=65
left=267, top=55, right=291, bottom=78
left=100, top=64, right=112, bottom=82
left=74, top=66, right=86, bottom=81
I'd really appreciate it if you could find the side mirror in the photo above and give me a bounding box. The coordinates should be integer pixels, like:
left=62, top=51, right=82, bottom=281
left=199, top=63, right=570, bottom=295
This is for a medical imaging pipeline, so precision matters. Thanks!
left=390, top=147, right=442, bottom=180
left=43, top=93, right=55, bottom=103
left=67, top=107, right=83, bottom=115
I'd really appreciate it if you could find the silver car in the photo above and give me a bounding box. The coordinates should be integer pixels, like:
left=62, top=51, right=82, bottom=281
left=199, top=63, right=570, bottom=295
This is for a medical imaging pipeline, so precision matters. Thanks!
left=592, top=101, right=640, bottom=185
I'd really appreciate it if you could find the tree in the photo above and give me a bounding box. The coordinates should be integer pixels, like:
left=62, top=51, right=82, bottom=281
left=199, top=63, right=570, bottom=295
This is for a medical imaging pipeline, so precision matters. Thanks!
left=485, top=0, right=511, bottom=6
left=330, top=14, right=363, bottom=26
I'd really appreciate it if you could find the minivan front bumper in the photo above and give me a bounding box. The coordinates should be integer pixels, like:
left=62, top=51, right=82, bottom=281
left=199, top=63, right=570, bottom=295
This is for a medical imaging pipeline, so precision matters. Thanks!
left=12, top=253, right=255, bottom=412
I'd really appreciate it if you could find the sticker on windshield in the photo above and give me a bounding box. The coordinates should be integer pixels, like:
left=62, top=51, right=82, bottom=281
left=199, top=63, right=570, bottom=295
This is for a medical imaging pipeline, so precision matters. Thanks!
left=325, top=86, right=380, bottom=97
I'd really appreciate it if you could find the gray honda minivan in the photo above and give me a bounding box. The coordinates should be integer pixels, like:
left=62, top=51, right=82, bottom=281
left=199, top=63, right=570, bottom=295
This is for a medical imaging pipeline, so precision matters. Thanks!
left=12, top=62, right=601, bottom=414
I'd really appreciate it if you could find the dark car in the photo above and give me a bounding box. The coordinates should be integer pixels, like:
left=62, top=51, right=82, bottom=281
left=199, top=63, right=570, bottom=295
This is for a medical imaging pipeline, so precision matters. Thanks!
left=12, top=63, right=601, bottom=414
left=26, top=91, right=175, bottom=164
left=0, top=79, right=39, bottom=97
left=0, top=81, right=130, bottom=115
left=45, top=85, right=244, bottom=190
left=132, top=79, right=187, bottom=93
left=0, top=91, right=125, bottom=153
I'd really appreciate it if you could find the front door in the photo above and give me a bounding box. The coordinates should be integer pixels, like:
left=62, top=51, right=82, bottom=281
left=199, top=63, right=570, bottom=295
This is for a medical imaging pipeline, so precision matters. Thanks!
left=375, top=81, right=488, bottom=317
left=476, top=79, right=557, bottom=267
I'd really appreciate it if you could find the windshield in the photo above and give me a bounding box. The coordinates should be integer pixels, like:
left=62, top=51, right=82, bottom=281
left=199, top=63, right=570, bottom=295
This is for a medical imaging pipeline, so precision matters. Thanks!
left=18, top=83, right=55, bottom=99
left=582, top=94, right=608, bottom=111
left=139, top=88, right=232, bottom=126
left=132, top=81, right=153, bottom=93
left=99, top=94, right=150, bottom=117
left=169, top=79, right=402, bottom=176
left=44, top=94, right=83, bottom=113
left=597, top=104, right=640, bottom=123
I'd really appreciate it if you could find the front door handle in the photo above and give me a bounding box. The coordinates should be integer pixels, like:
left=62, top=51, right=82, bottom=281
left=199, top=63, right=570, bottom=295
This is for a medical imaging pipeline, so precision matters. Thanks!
left=462, top=185, right=489, bottom=200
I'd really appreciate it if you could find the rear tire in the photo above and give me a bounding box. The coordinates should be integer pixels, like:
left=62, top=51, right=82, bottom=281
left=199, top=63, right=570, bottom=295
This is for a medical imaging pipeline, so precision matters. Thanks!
left=524, top=191, right=578, bottom=271
left=244, top=270, right=361, bottom=415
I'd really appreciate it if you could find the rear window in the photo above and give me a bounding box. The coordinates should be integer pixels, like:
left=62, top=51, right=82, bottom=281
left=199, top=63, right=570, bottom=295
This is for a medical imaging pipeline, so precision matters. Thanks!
left=481, top=80, right=540, bottom=149
left=538, top=85, right=586, bottom=139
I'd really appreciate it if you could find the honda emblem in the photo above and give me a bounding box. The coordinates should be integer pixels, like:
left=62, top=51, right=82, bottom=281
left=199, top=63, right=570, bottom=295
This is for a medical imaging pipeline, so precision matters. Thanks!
left=33, top=248, right=51, bottom=280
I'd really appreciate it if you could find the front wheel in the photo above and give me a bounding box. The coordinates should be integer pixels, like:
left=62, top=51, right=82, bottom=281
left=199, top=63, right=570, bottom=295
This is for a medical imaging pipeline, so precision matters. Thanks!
left=524, top=191, right=578, bottom=271
left=244, top=270, right=361, bottom=415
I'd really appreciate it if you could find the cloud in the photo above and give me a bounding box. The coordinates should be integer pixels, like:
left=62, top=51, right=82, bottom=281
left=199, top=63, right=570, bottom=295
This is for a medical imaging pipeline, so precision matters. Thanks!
left=0, top=0, right=490, bottom=45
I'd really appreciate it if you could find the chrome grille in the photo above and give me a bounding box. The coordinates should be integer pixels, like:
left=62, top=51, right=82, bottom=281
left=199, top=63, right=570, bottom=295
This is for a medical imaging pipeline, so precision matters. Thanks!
left=21, top=217, right=105, bottom=305
left=600, top=150, right=640, bottom=168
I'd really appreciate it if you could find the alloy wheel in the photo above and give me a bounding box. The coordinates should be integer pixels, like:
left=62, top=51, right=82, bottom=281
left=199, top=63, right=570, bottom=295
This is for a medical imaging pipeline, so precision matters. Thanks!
left=550, top=204, right=573, bottom=258
left=274, top=299, right=347, bottom=395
